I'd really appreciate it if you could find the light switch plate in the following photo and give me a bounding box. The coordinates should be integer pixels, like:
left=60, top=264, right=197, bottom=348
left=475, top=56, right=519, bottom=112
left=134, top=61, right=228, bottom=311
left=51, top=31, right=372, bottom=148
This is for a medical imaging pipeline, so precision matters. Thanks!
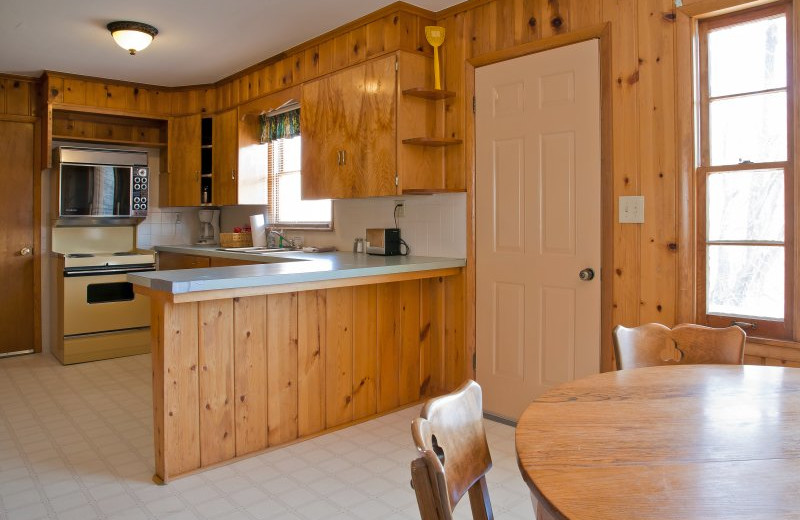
left=619, top=196, right=645, bottom=223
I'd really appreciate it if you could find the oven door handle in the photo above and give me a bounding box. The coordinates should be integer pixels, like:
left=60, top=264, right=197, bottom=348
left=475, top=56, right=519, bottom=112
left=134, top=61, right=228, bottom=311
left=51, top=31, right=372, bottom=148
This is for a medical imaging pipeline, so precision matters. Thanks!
left=64, top=267, right=155, bottom=277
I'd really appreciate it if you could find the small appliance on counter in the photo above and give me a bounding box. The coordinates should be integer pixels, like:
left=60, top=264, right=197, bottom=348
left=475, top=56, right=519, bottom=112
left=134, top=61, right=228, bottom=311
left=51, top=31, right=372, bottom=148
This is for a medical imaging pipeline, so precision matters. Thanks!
left=366, top=228, right=401, bottom=256
left=197, top=209, right=220, bottom=245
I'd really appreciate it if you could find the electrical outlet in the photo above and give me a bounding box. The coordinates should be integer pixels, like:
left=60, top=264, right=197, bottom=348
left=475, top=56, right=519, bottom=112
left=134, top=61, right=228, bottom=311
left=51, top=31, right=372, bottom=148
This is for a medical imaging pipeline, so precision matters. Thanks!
left=394, top=200, right=405, bottom=218
left=175, top=212, right=182, bottom=224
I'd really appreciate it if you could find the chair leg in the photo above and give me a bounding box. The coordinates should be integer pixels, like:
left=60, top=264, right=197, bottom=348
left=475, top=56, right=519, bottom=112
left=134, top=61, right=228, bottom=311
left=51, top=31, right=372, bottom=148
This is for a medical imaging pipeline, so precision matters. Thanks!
left=411, top=458, right=442, bottom=520
left=531, top=492, right=557, bottom=520
left=468, top=475, right=493, bottom=520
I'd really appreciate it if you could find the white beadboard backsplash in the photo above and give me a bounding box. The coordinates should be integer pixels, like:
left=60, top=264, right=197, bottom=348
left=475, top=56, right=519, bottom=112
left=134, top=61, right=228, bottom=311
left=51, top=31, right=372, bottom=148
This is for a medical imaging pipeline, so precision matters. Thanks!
left=220, top=193, right=467, bottom=258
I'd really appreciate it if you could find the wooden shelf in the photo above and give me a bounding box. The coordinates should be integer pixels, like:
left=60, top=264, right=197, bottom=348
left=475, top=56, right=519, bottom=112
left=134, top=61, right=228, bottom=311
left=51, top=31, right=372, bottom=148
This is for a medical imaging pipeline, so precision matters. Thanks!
left=52, top=134, right=167, bottom=148
left=402, top=87, right=456, bottom=100
left=402, top=137, right=463, bottom=147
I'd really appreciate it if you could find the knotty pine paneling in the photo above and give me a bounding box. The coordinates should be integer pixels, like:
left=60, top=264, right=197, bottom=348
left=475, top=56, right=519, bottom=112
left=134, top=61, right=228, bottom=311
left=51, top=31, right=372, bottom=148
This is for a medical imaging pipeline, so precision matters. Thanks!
left=233, top=296, right=268, bottom=456
left=198, top=300, right=235, bottom=466
left=436, top=0, right=681, bottom=370
left=0, top=77, right=36, bottom=117
left=149, top=272, right=465, bottom=482
left=267, top=292, right=299, bottom=445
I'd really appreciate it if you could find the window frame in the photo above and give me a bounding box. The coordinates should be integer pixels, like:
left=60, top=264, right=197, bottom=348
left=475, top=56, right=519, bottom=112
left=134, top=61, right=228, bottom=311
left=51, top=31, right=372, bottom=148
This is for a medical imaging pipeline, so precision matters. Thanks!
left=266, top=134, right=333, bottom=230
left=695, top=1, right=795, bottom=339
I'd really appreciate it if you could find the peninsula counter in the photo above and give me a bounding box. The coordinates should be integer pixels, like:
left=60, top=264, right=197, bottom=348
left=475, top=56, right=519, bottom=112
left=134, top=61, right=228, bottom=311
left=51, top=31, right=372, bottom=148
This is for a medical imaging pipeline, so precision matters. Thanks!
left=130, top=252, right=466, bottom=483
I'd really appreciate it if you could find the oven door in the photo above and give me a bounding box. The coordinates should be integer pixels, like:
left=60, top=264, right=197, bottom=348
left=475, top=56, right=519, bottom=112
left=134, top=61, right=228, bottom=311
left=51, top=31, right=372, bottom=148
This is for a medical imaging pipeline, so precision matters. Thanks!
left=60, top=163, right=133, bottom=217
left=63, top=271, right=150, bottom=336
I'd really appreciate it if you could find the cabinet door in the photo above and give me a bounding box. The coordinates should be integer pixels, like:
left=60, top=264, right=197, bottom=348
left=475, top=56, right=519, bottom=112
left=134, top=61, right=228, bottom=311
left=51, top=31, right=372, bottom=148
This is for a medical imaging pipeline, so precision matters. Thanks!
left=213, top=108, right=238, bottom=206
left=158, top=252, right=210, bottom=270
left=360, top=55, right=398, bottom=197
left=166, top=114, right=201, bottom=206
left=301, top=73, right=343, bottom=199
left=301, top=56, right=398, bottom=199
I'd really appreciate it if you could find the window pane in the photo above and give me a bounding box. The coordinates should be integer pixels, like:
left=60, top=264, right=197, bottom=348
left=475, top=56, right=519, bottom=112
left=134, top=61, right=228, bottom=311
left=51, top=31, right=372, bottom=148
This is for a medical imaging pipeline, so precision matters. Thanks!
left=708, top=15, right=786, bottom=97
left=277, top=171, right=331, bottom=224
left=709, top=92, right=787, bottom=165
left=707, top=169, right=784, bottom=241
left=283, top=135, right=301, bottom=172
left=707, top=245, right=783, bottom=319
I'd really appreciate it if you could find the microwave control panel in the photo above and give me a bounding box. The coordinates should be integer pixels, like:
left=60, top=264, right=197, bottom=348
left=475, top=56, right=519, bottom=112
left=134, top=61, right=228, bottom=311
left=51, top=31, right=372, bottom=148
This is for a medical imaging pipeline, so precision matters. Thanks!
left=132, top=167, right=149, bottom=217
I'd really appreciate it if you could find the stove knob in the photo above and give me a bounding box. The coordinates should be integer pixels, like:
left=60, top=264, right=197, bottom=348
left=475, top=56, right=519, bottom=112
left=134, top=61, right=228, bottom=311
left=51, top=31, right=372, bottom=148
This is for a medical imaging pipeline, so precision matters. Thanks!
left=134, top=197, right=141, bottom=203
left=141, top=177, right=147, bottom=184
left=134, top=184, right=141, bottom=190
left=133, top=203, right=140, bottom=210
left=141, top=197, right=147, bottom=203
left=137, top=168, right=147, bottom=176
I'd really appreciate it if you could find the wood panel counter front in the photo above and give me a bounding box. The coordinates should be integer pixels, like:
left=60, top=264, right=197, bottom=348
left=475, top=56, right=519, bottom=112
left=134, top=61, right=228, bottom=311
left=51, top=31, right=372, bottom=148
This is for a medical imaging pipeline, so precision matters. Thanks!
left=134, top=262, right=466, bottom=483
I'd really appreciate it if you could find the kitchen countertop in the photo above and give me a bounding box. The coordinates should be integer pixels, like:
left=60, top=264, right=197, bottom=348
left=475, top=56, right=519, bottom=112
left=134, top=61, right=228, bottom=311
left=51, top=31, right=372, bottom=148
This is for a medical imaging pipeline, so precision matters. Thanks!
left=129, top=245, right=465, bottom=294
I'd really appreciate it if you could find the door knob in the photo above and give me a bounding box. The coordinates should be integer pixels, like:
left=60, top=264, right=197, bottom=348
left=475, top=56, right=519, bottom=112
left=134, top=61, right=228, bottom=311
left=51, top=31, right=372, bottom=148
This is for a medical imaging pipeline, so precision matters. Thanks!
left=578, top=268, right=595, bottom=281
left=19, top=247, right=32, bottom=256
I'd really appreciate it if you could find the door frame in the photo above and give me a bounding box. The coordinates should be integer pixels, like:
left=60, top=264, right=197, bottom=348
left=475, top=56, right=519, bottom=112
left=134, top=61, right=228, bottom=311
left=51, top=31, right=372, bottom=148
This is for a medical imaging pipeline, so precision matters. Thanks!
left=465, top=23, right=614, bottom=375
left=0, top=109, right=42, bottom=353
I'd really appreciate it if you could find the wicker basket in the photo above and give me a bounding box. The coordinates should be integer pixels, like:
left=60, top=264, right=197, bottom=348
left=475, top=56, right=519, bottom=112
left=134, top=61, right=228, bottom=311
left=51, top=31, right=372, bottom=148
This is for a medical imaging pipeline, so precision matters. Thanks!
left=219, top=232, right=253, bottom=248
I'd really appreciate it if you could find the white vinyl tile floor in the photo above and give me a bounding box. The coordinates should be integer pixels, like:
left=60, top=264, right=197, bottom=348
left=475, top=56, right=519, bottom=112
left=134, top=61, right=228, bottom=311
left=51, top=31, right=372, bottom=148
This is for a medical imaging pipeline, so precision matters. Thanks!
left=0, top=353, right=533, bottom=520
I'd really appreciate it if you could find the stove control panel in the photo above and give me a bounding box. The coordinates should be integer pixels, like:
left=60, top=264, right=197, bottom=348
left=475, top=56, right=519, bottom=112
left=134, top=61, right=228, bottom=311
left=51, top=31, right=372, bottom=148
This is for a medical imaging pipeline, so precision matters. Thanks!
left=132, top=167, right=149, bottom=217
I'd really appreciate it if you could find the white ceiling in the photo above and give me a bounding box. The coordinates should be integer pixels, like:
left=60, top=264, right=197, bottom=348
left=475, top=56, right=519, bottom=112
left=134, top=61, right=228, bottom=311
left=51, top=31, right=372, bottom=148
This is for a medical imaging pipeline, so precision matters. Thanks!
left=0, top=0, right=458, bottom=87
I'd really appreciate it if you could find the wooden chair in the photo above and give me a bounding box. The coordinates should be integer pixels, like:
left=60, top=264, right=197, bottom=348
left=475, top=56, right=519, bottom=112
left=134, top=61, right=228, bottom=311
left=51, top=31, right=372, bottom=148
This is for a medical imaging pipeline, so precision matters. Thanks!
left=410, top=380, right=493, bottom=520
left=613, top=323, right=746, bottom=370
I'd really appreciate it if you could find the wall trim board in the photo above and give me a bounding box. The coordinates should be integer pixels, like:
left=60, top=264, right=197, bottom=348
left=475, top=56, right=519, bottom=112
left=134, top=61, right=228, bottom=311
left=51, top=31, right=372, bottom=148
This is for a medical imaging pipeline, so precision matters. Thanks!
left=464, top=23, right=615, bottom=373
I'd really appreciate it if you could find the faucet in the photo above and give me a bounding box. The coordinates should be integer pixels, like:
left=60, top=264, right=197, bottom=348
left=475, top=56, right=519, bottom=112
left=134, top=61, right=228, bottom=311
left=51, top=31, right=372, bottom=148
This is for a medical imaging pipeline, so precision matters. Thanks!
left=267, top=228, right=295, bottom=249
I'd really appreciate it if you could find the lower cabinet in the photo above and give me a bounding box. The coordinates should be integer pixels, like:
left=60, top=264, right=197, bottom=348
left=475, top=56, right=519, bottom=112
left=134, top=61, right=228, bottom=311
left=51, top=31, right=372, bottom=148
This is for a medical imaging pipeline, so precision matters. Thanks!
left=157, top=252, right=257, bottom=270
left=156, top=252, right=210, bottom=270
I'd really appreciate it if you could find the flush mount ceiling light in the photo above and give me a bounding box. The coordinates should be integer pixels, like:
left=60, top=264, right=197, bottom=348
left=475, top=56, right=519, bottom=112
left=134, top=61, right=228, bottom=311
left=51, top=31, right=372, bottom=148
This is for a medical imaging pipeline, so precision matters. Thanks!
left=107, top=21, right=158, bottom=55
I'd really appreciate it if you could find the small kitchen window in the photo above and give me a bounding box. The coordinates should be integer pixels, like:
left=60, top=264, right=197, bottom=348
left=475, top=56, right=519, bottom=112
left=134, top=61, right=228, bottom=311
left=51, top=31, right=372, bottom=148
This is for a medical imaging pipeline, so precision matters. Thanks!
left=264, top=107, right=332, bottom=229
left=695, top=1, right=794, bottom=339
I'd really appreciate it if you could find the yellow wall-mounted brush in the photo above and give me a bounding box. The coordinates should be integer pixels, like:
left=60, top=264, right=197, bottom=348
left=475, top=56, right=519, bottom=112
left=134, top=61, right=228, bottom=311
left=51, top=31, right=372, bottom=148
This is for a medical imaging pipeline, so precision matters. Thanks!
left=425, top=26, right=445, bottom=90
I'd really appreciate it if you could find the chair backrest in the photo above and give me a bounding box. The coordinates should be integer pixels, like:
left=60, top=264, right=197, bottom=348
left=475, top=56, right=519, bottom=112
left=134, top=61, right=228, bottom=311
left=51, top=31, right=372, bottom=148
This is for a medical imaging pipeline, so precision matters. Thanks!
left=411, top=380, right=493, bottom=520
left=613, top=323, right=746, bottom=370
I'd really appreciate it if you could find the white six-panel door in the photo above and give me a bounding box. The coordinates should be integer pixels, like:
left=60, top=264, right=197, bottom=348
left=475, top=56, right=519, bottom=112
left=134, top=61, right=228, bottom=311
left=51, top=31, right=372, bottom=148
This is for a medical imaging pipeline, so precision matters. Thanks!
left=475, top=40, right=601, bottom=420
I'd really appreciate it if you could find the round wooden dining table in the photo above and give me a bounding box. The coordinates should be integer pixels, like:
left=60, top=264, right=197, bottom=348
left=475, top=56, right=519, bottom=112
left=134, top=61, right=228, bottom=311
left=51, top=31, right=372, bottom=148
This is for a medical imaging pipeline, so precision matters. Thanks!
left=516, top=364, right=800, bottom=519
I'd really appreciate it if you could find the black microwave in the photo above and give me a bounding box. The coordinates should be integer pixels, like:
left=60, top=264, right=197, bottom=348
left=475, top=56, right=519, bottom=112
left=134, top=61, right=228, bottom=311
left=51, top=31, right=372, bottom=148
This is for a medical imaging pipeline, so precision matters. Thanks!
left=55, top=146, right=149, bottom=219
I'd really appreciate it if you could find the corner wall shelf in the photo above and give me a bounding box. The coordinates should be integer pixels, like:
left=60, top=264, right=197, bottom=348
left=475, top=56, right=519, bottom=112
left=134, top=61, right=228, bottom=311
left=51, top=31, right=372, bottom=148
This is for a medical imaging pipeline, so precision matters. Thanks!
left=402, top=137, right=463, bottom=147
left=402, top=87, right=456, bottom=100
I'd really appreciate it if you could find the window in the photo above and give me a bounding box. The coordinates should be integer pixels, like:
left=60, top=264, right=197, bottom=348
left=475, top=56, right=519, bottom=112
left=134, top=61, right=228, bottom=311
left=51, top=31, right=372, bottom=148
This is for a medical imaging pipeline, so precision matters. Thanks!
left=696, top=2, right=793, bottom=339
left=267, top=131, right=332, bottom=230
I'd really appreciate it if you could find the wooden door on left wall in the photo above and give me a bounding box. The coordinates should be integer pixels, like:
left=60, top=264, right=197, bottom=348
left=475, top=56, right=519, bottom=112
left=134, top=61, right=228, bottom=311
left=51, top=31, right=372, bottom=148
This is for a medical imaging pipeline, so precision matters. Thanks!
left=0, top=120, right=35, bottom=355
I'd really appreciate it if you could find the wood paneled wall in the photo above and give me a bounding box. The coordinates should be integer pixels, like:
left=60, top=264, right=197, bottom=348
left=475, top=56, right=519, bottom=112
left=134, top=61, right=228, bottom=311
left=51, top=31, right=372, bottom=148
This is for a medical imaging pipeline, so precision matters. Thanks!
left=0, top=76, right=37, bottom=118
left=151, top=273, right=465, bottom=482
left=435, top=0, right=679, bottom=370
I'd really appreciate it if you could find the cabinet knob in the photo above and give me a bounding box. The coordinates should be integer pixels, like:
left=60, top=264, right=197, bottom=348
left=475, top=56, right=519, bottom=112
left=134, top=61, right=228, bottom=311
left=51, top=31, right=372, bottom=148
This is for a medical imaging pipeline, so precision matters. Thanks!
left=231, top=169, right=236, bottom=181
left=342, top=150, right=346, bottom=165
left=18, top=247, right=32, bottom=256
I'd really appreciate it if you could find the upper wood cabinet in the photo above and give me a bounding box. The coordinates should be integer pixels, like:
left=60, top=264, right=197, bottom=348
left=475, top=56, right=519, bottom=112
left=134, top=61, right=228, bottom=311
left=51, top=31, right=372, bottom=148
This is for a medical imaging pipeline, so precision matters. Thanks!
left=301, top=51, right=463, bottom=200
left=163, top=114, right=202, bottom=207
left=212, top=108, right=238, bottom=206
left=213, top=107, right=269, bottom=206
